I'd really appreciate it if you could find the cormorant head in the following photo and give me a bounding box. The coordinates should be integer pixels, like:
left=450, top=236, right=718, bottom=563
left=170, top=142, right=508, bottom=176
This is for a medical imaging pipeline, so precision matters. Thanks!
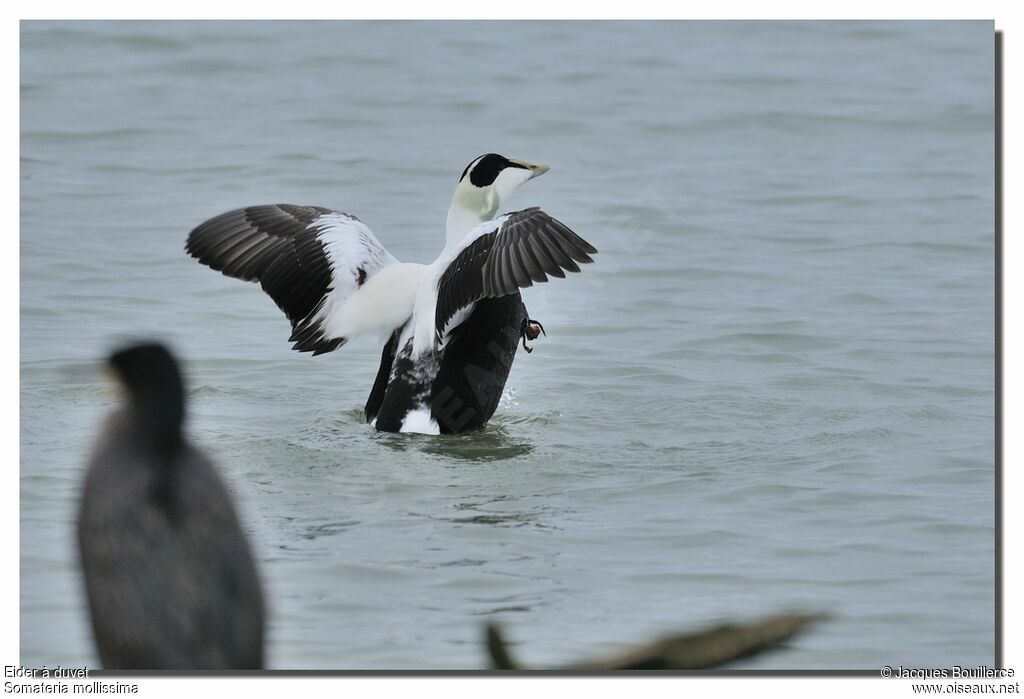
left=108, top=342, right=185, bottom=449
left=450, top=153, right=549, bottom=224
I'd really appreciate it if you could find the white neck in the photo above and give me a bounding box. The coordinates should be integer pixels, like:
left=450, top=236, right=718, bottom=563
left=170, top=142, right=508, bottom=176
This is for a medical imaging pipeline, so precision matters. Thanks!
left=445, top=205, right=485, bottom=250
left=444, top=182, right=500, bottom=251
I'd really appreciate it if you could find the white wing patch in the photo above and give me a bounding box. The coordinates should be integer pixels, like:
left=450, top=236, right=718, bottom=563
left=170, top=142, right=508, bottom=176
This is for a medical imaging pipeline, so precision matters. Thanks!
left=317, top=213, right=398, bottom=284
left=308, top=213, right=407, bottom=342
left=321, top=262, right=427, bottom=344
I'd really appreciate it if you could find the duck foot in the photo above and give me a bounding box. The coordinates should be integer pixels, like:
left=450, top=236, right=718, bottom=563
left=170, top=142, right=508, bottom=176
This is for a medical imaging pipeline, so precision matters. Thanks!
left=520, top=319, right=546, bottom=353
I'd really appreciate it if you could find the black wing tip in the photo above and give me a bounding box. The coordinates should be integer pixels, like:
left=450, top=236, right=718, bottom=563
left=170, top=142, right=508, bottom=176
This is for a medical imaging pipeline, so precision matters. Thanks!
left=309, top=340, right=346, bottom=356
left=296, top=337, right=347, bottom=356
left=519, top=207, right=599, bottom=258
left=288, top=321, right=347, bottom=355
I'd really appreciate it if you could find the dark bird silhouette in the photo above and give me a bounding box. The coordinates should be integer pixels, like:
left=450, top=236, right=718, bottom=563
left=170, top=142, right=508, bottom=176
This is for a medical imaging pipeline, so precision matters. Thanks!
left=77, top=342, right=265, bottom=670
left=485, top=613, right=824, bottom=670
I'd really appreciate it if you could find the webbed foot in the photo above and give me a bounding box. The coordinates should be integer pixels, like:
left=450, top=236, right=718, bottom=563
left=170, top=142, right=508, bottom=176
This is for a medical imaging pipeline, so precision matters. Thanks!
left=520, top=318, right=546, bottom=353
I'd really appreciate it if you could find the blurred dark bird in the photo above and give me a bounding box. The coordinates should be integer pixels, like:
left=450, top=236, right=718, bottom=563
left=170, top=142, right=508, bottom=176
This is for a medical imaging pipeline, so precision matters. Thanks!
left=77, top=342, right=265, bottom=670
left=486, top=612, right=824, bottom=670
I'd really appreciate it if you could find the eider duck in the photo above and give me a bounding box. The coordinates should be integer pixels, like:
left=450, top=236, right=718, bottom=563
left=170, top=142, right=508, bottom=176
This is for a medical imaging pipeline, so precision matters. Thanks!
left=185, top=154, right=597, bottom=434
left=77, top=342, right=265, bottom=669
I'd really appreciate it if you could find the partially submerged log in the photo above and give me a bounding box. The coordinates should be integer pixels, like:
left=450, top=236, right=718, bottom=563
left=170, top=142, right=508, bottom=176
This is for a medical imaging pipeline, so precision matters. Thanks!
left=486, top=612, right=825, bottom=670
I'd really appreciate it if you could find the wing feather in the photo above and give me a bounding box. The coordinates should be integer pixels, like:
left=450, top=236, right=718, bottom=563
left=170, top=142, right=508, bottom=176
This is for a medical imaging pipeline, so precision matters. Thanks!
left=517, top=236, right=551, bottom=283
left=434, top=208, right=597, bottom=338
left=186, top=204, right=399, bottom=355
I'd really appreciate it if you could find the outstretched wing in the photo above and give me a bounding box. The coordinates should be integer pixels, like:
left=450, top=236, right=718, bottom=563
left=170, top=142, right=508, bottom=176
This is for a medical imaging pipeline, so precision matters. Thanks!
left=186, top=204, right=398, bottom=355
left=434, top=208, right=597, bottom=338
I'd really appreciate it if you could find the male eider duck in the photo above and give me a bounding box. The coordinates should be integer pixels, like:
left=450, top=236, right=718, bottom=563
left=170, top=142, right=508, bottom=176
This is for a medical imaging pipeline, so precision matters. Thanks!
left=185, top=154, right=597, bottom=434
left=77, top=342, right=265, bottom=669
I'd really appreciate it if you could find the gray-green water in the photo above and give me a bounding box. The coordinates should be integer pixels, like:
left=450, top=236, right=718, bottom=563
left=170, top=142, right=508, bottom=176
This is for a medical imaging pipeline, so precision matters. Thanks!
left=20, top=21, right=995, bottom=669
